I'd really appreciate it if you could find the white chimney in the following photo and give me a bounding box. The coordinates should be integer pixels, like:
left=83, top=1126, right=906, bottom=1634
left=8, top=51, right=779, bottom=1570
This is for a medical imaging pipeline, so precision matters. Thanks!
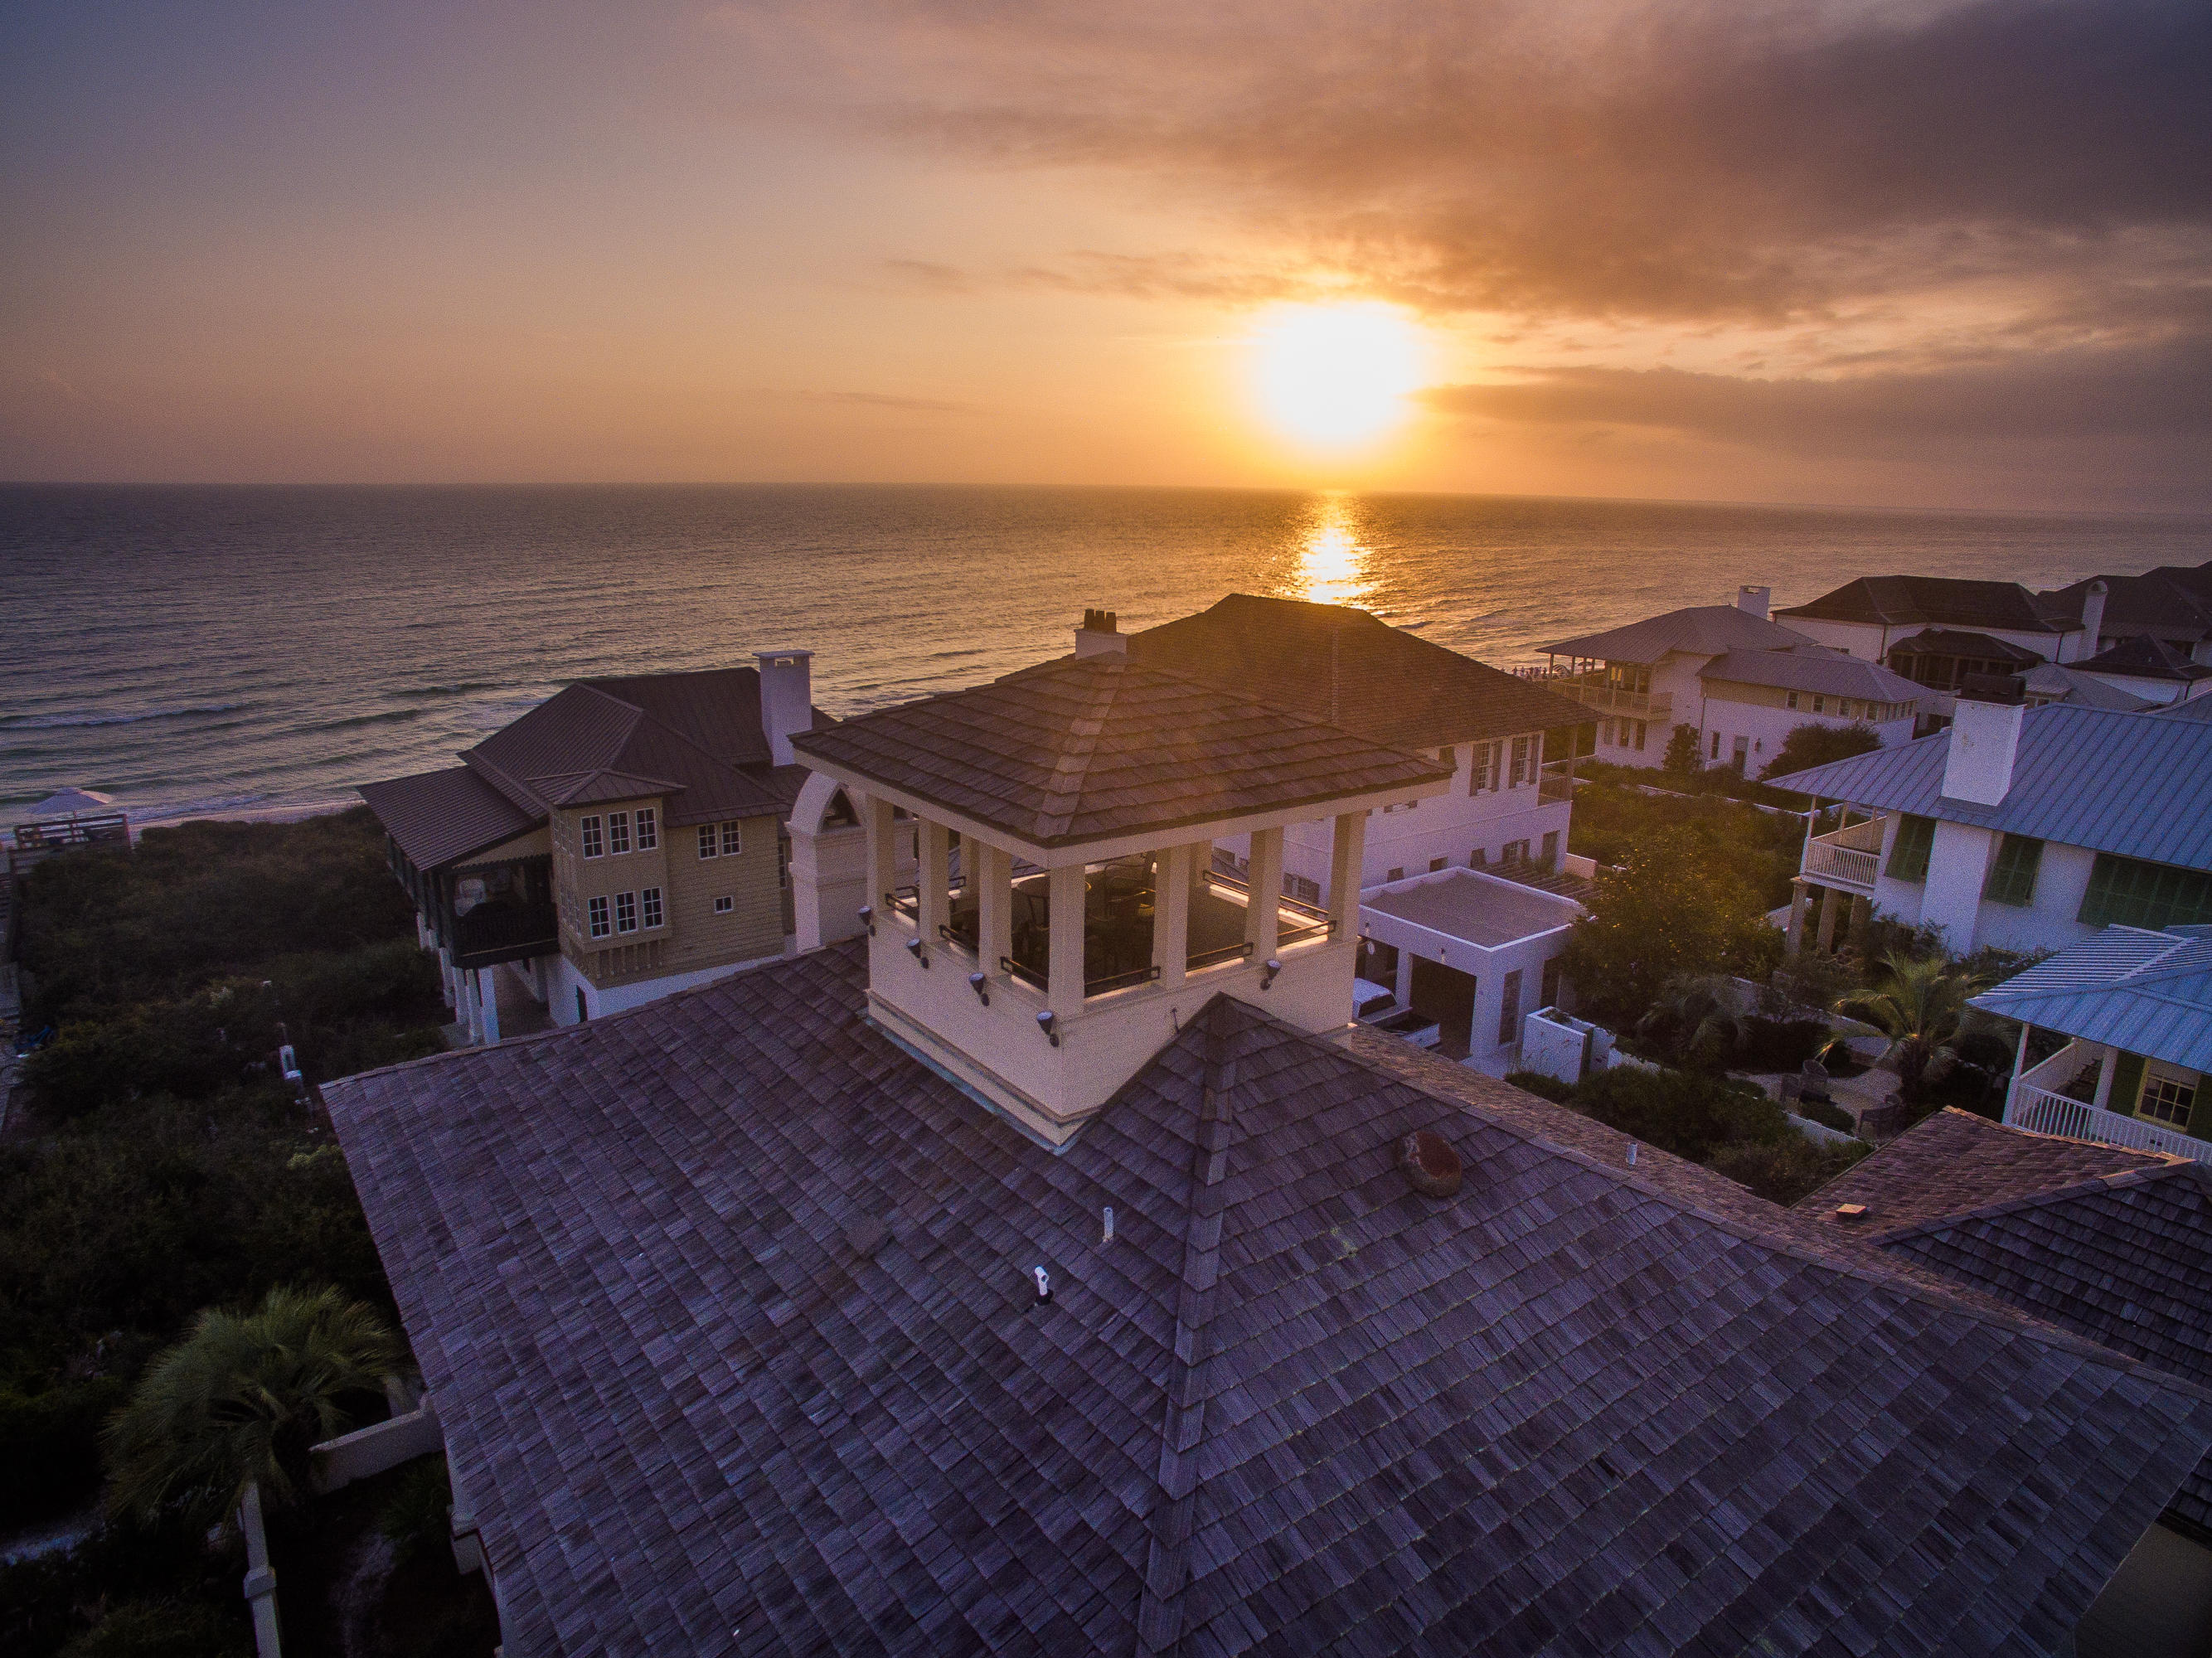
left=754, top=649, right=814, bottom=766
left=1074, top=608, right=1126, bottom=658
left=1736, top=584, right=1771, bottom=620
left=1940, top=679, right=2026, bottom=806
left=2074, top=580, right=2108, bottom=662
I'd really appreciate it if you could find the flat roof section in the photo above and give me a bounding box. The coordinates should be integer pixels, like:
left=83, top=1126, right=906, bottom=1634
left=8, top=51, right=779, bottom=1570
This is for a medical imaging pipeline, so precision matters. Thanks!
left=1363, top=868, right=1581, bottom=948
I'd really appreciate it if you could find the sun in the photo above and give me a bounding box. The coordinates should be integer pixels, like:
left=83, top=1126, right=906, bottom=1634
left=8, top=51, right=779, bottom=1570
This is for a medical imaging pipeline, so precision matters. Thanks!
left=1249, top=302, right=1428, bottom=448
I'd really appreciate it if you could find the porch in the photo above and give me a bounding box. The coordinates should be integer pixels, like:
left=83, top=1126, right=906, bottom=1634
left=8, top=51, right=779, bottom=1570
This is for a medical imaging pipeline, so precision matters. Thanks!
left=2001, top=1038, right=2212, bottom=1165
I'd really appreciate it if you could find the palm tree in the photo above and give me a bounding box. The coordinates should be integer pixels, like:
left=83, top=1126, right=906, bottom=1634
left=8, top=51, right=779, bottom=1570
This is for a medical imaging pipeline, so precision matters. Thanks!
left=105, top=1285, right=402, bottom=1526
left=1837, top=951, right=1988, bottom=1100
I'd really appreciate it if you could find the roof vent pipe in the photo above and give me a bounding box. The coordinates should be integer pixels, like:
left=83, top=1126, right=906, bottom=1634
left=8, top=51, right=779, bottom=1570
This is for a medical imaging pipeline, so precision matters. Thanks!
left=1736, top=584, right=1771, bottom=620
left=1941, top=677, right=2027, bottom=806
left=754, top=648, right=815, bottom=766
left=1074, top=608, right=1127, bottom=658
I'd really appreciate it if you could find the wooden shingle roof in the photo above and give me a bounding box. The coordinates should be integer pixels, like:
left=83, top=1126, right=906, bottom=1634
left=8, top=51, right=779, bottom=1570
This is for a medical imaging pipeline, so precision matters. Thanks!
left=327, top=948, right=2212, bottom=1657
left=791, top=655, right=1451, bottom=849
left=1129, top=594, right=1589, bottom=750
left=1802, top=1110, right=2212, bottom=1533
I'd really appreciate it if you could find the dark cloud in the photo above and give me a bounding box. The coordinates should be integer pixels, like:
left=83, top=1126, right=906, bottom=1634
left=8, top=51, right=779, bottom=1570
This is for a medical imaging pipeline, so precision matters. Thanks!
left=1427, top=335, right=2212, bottom=452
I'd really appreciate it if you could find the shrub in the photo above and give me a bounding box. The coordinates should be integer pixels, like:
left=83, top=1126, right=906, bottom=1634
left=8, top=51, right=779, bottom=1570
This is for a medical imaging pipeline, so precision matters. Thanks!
left=1569, top=1065, right=1790, bottom=1165
left=57, top=1599, right=246, bottom=1658
left=1661, top=723, right=1703, bottom=775
left=377, top=1456, right=454, bottom=1567
left=1560, top=827, right=1776, bottom=1025
left=0, top=1379, right=127, bottom=1527
left=1738, top=1016, right=1829, bottom=1073
left=0, top=1520, right=240, bottom=1658
left=1504, top=1070, right=1576, bottom=1104
left=1797, top=1097, right=1856, bottom=1133
left=1711, top=1137, right=1871, bottom=1206
left=1759, top=721, right=1881, bottom=783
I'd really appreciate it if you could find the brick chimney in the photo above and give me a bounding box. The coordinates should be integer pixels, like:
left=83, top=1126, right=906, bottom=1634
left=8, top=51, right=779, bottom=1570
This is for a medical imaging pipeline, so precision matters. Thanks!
left=754, top=649, right=814, bottom=766
left=1074, top=608, right=1126, bottom=658
left=1941, top=675, right=2025, bottom=806
left=1736, top=584, right=1771, bottom=620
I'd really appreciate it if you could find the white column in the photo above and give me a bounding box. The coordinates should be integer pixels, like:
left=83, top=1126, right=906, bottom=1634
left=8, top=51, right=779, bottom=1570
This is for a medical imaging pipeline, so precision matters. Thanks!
left=439, top=948, right=458, bottom=1010
left=977, top=841, right=1014, bottom=973
left=1156, top=844, right=1195, bottom=986
left=1246, top=827, right=1285, bottom=956
left=2091, top=1043, right=2117, bottom=1111
left=476, top=967, right=502, bottom=1045
left=862, top=796, right=897, bottom=916
left=918, top=819, right=951, bottom=942
left=1047, top=862, right=1088, bottom=1016
left=1394, top=947, right=1414, bottom=1007
left=1327, top=812, right=1367, bottom=930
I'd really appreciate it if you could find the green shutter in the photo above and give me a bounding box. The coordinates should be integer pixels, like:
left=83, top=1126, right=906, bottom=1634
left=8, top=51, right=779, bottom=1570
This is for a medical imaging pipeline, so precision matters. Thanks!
left=1982, top=834, right=2044, bottom=907
left=1886, top=814, right=1935, bottom=883
left=2112, top=1051, right=2147, bottom=1117
left=2079, top=853, right=2212, bottom=929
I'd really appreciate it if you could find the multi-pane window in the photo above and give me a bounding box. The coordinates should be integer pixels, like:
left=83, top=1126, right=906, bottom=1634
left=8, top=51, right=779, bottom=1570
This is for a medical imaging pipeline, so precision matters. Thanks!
left=1509, top=735, right=1533, bottom=788
left=2079, top=854, right=2212, bottom=930
left=1812, top=696, right=1826, bottom=715
left=580, top=816, right=604, bottom=859
left=713, top=894, right=733, bottom=915
left=1786, top=691, right=1800, bottom=710
left=1632, top=720, right=1647, bottom=752
left=614, top=891, right=638, bottom=933
left=720, top=821, right=743, bottom=857
left=608, top=811, right=631, bottom=855
left=641, top=886, right=663, bottom=929
left=2141, top=1072, right=2197, bottom=1131
left=1886, top=814, right=1936, bottom=883
left=1982, top=833, right=2044, bottom=908
left=635, top=807, right=657, bottom=850
left=698, top=823, right=718, bottom=859
left=587, top=895, right=610, bottom=938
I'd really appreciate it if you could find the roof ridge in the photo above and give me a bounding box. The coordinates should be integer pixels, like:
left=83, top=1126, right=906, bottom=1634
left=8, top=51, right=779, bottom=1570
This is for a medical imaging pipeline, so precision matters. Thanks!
left=1031, top=660, right=1122, bottom=841
left=1133, top=1001, right=1241, bottom=1656
left=1868, top=1160, right=2202, bottom=1246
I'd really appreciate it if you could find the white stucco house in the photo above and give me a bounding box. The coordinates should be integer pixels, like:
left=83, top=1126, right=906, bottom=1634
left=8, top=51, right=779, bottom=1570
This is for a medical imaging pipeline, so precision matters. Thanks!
left=1770, top=681, right=2212, bottom=959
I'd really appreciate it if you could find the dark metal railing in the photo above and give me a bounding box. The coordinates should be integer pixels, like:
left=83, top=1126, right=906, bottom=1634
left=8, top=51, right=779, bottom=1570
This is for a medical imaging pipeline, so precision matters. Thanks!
left=1187, top=940, right=1256, bottom=972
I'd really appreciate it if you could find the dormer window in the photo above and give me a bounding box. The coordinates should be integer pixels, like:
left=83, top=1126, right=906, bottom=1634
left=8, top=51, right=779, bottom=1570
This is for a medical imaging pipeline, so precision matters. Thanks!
left=580, top=816, right=604, bottom=858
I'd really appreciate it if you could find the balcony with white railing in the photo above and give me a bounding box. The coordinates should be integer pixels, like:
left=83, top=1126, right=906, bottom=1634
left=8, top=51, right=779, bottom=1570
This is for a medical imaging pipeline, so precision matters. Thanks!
left=1800, top=816, right=1885, bottom=895
left=1545, top=671, right=1672, bottom=719
left=2004, top=1084, right=2212, bottom=1163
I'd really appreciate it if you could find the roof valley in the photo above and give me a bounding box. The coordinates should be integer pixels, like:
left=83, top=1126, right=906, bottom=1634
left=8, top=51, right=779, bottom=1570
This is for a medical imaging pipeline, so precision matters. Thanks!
left=1134, top=1007, right=1240, bottom=1656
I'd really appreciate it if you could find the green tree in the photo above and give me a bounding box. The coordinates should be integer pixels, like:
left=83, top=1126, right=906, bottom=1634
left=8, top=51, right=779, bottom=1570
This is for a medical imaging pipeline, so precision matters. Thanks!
left=1561, top=827, right=1773, bottom=1025
left=1762, top=720, right=1882, bottom=783
left=1661, top=722, right=1703, bottom=775
left=1837, top=950, right=1991, bottom=1100
left=104, top=1287, right=401, bottom=1527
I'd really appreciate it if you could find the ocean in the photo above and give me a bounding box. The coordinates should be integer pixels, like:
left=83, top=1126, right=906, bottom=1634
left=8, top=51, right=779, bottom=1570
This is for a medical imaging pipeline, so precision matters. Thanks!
left=4, top=483, right=2208, bottom=826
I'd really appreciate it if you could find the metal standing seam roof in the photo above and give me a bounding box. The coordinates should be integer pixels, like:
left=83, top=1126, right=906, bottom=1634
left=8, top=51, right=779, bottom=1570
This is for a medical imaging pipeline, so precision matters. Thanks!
left=324, top=942, right=2212, bottom=1658
left=1128, top=593, right=1591, bottom=750
left=1766, top=703, right=2212, bottom=871
left=1972, top=926, right=2212, bottom=1074
left=1695, top=646, right=1925, bottom=703
left=2016, top=661, right=2156, bottom=711
left=357, top=766, right=540, bottom=870
left=792, top=653, right=1452, bottom=849
left=1536, top=604, right=1815, bottom=663
left=2157, top=694, right=2212, bottom=723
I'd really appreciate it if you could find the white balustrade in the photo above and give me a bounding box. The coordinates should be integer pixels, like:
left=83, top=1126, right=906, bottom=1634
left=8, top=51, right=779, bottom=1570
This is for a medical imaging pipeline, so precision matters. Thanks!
left=2004, top=1082, right=2212, bottom=1163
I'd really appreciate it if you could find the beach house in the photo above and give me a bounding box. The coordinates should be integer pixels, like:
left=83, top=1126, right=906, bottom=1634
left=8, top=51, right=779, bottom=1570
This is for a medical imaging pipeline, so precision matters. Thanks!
left=1537, top=585, right=1920, bottom=772
left=321, top=654, right=2212, bottom=1657
left=357, top=654, right=827, bottom=1040
left=1768, top=682, right=2212, bottom=958
left=2044, top=559, right=2212, bottom=665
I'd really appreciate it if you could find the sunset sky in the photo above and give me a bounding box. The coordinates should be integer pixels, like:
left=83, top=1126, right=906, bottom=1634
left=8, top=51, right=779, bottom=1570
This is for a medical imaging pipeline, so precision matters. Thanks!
left=3, top=1, right=2206, bottom=510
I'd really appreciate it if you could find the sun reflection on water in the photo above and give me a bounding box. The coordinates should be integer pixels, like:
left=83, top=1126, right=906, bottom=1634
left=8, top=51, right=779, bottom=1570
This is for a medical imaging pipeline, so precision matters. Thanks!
left=1296, top=496, right=1370, bottom=607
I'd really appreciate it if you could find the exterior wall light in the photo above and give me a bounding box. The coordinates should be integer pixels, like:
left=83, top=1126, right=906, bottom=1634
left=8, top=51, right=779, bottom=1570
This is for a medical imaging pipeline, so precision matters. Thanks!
left=858, top=904, right=875, bottom=937
left=968, top=971, right=990, bottom=1006
left=905, top=937, right=929, bottom=968
left=1260, top=957, right=1283, bottom=989
left=1036, top=1009, right=1060, bottom=1046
